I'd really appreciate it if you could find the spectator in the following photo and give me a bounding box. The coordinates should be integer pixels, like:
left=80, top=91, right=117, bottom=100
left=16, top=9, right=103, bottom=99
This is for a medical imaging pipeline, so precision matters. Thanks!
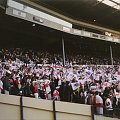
left=0, top=79, right=3, bottom=94
left=105, top=94, right=113, bottom=117
left=32, top=81, right=39, bottom=99
left=1, top=71, right=11, bottom=95
left=53, top=86, right=60, bottom=101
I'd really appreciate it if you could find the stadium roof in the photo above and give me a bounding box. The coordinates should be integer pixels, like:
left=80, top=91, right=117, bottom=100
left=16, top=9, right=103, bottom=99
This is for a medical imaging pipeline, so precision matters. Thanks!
left=34, top=0, right=120, bottom=32
left=97, top=0, right=120, bottom=10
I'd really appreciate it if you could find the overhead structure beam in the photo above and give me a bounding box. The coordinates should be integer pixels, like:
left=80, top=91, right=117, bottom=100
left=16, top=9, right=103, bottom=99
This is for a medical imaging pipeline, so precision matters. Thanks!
left=0, top=4, right=5, bottom=10
left=110, top=0, right=120, bottom=5
left=0, top=0, right=6, bottom=10
left=97, top=0, right=120, bottom=10
left=16, top=0, right=120, bottom=36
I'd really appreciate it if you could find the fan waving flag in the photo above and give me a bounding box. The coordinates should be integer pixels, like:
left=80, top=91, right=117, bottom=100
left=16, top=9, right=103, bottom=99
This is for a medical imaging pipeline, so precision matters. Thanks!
left=71, top=82, right=80, bottom=91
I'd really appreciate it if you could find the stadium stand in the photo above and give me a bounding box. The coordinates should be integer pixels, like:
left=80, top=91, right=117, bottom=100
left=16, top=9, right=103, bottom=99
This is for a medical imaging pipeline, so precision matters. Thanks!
left=0, top=0, right=120, bottom=120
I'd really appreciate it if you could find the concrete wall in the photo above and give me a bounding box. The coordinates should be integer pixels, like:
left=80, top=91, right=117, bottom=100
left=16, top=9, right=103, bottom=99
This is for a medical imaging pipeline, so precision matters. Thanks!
left=0, top=94, right=20, bottom=120
left=0, top=94, right=92, bottom=120
left=1, top=94, right=118, bottom=120
left=94, top=115, right=120, bottom=120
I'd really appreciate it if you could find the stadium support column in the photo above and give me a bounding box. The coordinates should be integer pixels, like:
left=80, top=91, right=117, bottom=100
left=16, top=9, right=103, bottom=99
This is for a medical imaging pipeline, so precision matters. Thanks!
left=53, top=98, right=56, bottom=120
left=110, top=45, right=113, bottom=65
left=62, top=36, right=66, bottom=67
left=20, top=92, right=24, bottom=120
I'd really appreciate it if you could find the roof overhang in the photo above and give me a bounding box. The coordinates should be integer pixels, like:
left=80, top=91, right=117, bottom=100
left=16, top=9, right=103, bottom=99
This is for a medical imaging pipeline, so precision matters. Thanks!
left=97, top=0, right=120, bottom=10
left=15, top=0, right=120, bottom=36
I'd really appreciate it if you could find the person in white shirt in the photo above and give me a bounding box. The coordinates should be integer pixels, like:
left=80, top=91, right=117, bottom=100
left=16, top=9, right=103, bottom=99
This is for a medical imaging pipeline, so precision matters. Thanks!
left=93, top=91, right=103, bottom=115
left=105, top=94, right=113, bottom=117
left=0, top=80, right=3, bottom=94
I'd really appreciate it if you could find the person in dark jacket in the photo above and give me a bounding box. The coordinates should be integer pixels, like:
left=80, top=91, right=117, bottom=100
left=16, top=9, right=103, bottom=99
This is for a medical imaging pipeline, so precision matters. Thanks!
left=1, top=71, right=11, bottom=94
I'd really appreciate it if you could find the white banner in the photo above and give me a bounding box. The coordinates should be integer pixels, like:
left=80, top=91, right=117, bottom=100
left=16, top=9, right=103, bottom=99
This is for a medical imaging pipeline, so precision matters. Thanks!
left=71, top=82, right=79, bottom=91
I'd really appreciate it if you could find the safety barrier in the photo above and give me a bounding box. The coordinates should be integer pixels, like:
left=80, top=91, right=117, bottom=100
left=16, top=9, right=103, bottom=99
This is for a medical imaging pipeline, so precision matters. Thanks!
left=1, top=94, right=119, bottom=120
left=0, top=94, right=92, bottom=120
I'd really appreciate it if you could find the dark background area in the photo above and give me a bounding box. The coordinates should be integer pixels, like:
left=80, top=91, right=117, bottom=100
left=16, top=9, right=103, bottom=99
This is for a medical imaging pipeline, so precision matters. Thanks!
left=34, top=0, right=120, bottom=31
left=0, top=8, right=120, bottom=59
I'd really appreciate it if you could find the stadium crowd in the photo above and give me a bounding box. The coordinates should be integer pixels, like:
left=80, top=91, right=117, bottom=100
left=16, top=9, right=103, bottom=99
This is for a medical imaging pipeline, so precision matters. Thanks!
left=0, top=48, right=120, bottom=117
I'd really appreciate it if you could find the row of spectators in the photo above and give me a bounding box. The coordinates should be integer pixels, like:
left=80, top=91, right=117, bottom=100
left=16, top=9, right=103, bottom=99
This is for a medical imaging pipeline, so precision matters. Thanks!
left=0, top=48, right=120, bottom=65
left=0, top=48, right=120, bottom=118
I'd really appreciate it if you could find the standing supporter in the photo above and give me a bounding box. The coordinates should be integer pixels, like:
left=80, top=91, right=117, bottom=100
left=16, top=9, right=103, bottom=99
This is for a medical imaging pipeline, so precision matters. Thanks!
left=103, top=87, right=110, bottom=99
left=85, top=91, right=93, bottom=105
left=24, top=82, right=33, bottom=97
left=1, top=71, right=11, bottom=95
left=53, top=86, right=60, bottom=101
left=0, top=79, right=3, bottom=94
left=10, top=77, right=20, bottom=95
left=32, top=81, right=39, bottom=99
left=50, top=81, right=56, bottom=98
left=39, top=80, right=46, bottom=99
left=95, top=91, right=103, bottom=115
left=71, top=77, right=80, bottom=103
left=105, top=94, right=113, bottom=117
left=65, top=81, right=72, bottom=102
left=92, top=91, right=103, bottom=115
left=59, top=81, right=66, bottom=101
left=78, top=91, right=85, bottom=104
left=44, top=76, right=51, bottom=100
